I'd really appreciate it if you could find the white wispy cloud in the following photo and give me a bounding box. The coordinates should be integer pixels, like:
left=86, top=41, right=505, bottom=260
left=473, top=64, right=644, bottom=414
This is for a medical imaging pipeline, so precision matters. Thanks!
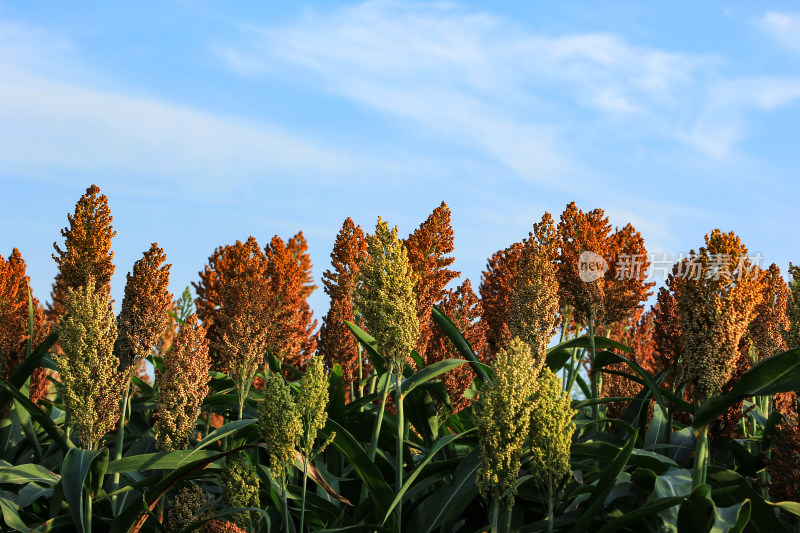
left=0, top=23, right=346, bottom=193
left=758, top=11, right=800, bottom=55
left=216, top=0, right=800, bottom=163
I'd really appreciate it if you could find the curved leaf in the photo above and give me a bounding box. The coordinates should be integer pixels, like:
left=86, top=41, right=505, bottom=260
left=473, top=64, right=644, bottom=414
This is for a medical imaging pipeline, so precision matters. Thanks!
left=344, top=321, right=388, bottom=375
left=402, top=359, right=465, bottom=396
left=568, top=431, right=637, bottom=533
left=0, top=377, right=71, bottom=451
left=380, top=431, right=469, bottom=525
left=431, top=305, right=491, bottom=385
left=62, top=448, right=105, bottom=532
left=0, top=463, right=60, bottom=485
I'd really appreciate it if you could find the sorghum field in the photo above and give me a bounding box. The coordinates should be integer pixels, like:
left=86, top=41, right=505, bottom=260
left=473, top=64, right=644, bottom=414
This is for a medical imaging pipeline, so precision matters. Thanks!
left=1, top=184, right=799, bottom=533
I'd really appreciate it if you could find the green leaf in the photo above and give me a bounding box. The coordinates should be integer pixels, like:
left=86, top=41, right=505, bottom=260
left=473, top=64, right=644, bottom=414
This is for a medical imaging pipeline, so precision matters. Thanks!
left=381, top=432, right=468, bottom=526
left=551, top=335, right=633, bottom=354
left=401, top=359, right=465, bottom=396
left=0, top=377, right=71, bottom=451
left=344, top=321, right=388, bottom=375
left=106, top=450, right=221, bottom=474
left=706, top=467, right=789, bottom=533
left=568, top=431, right=637, bottom=533
left=594, top=496, right=684, bottom=533
left=766, top=500, right=800, bottom=518
left=62, top=448, right=105, bottom=532
left=594, top=350, right=665, bottom=412
left=694, top=349, right=800, bottom=432
left=187, top=419, right=256, bottom=457
left=0, top=463, right=60, bottom=485
left=0, top=489, right=31, bottom=532
left=408, top=447, right=480, bottom=533
left=431, top=305, right=491, bottom=385
left=0, top=332, right=57, bottom=412
left=677, top=484, right=714, bottom=533
left=321, top=419, right=394, bottom=519
left=728, top=348, right=800, bottom=397
left=546, top=348, right=572, bottom=372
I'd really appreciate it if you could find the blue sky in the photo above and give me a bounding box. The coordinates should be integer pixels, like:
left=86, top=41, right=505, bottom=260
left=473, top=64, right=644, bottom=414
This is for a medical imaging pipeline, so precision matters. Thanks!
left=2, top=1, right=800, bottom=319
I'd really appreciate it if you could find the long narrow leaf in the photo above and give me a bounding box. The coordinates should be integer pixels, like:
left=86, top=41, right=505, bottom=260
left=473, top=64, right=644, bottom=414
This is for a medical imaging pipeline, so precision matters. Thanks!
left=431, top=305, right=491, bottom=385
left=568, top=431, right=637, bottom=533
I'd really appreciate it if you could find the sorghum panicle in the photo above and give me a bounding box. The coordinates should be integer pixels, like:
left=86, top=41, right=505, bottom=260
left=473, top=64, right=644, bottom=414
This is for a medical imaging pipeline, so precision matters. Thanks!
left=298, top=355, right=332, bottom=456
left=49, top=184, right=116, bottom=321
left=165, top=485, right=209, bottom=533
left=476, top=336, right=538, bottom=508
left=0, top=249, right=49, bottom=384
left=357, top=217, right=420, bottom=370
left=480, top=241, right=525, bottom=359
left=219, top=452, right=260, bottom=529
left=116, top=243, right=172, bottom=374
left=154, top=314, right=210, bottom=451
left=529, top=366, right=575, bottom=495
left=677, top=230, right=764, bottom=403
left=509, top=216, right=560, bottom=363
left=55, top=279, right=124, bottom=448
left=784, top=263, right=800, bottom=349
left=750, top=263, right=790, bottom=359
left=258, top=372, right=302, bottom=482
left=404, top=202, right=460, bottom=364
left=317, top=217, right=368, bottom=385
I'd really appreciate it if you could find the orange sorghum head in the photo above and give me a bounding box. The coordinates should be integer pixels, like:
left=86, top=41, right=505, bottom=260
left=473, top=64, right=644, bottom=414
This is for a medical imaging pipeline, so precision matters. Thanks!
left=677, top=230, right=764, bottom=403
left=404, top=202, right=460, bottom=363
left=49, top=184, right=116, bottom=321
left=116, top=243, right=172, bottom=374
left=317, top=217, right=368, bottom=385
left=750, top=263, right=790, bottom=360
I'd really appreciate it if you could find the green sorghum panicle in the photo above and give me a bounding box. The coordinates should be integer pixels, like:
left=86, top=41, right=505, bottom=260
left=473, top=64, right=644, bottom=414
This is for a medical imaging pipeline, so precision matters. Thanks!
left=476, top=336, right=539, bottom=508
left=298, top=354, right=332, bottom=456
left=165, top=485, right=209, bottom=533
left=357, top=216, right=419, bottom=371
left=219, top=452, right=260, bottom=529
left=529, top=366, right=575, bottom=495
left=259, top=372, right=303, bottom=481
left=55, top=279, right=124, bottom=449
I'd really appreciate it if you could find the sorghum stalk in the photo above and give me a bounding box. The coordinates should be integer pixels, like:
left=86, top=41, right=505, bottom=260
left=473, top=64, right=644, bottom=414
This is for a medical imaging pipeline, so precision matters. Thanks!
left=588, top=312, right=600, bottom=421
left=692, top=425, right=709, bottom=489
left=395, top=366, right=405, bottom=531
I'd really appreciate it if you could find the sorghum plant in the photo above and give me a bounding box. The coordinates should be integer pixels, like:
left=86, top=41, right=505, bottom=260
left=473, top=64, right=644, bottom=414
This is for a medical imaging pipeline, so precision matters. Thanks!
left=154, top=314, right=211, bottom=451
left=54, top=279, right=124, bottom=449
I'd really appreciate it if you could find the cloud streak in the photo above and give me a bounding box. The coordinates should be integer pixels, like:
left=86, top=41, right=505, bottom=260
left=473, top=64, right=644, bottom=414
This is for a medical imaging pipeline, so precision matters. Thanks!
left=217, top=1, right=800, bottom=164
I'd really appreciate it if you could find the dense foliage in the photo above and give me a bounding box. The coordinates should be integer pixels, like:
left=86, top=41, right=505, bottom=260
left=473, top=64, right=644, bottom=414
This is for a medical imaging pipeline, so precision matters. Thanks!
left=1, top=185, right=799, bottom=532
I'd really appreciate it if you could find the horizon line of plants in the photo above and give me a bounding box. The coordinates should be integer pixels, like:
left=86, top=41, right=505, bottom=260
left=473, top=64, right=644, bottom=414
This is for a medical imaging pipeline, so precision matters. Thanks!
left=0, top=183, right=799, bottom=532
